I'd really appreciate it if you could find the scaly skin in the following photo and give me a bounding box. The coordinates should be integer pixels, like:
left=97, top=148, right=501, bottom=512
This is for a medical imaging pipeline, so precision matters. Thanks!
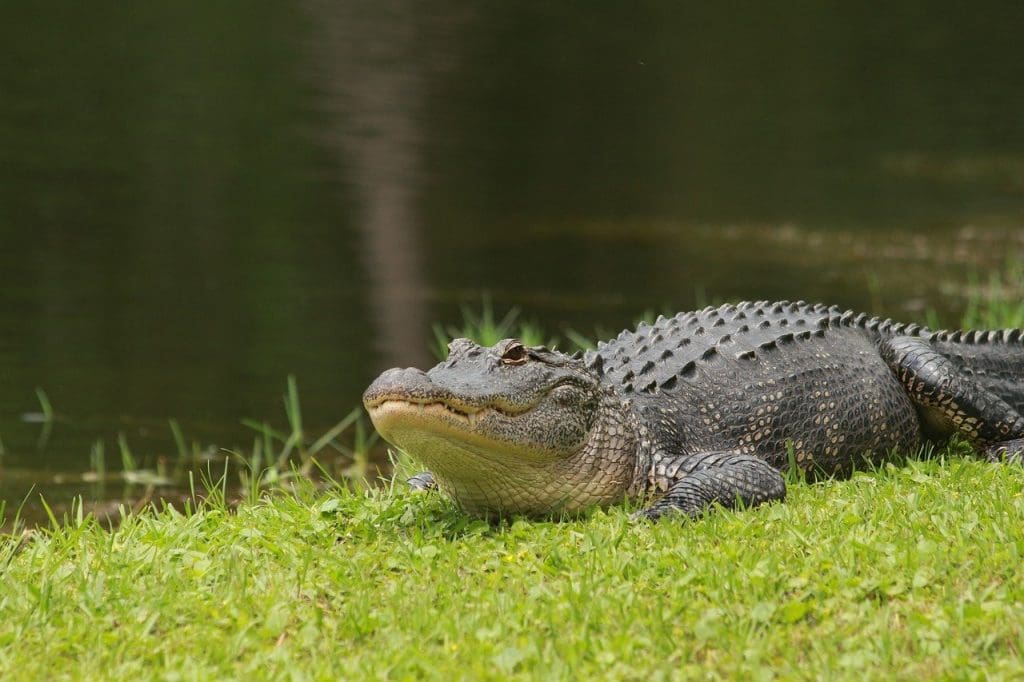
left=363, top=301, right=1024, bottom=520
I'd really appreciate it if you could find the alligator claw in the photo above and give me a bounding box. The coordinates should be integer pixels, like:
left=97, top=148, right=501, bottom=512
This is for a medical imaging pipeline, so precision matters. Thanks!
left=407, top=471, right=437, bottom=492
left=630, top=508, right=656, bottom=522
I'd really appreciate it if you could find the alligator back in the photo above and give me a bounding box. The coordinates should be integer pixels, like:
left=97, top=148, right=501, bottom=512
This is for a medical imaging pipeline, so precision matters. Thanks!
left=591, top=301, right=929, bottom=393
left=587, top=301, right=925, bottom=474
left=586, top=301, right=1024, bottom=475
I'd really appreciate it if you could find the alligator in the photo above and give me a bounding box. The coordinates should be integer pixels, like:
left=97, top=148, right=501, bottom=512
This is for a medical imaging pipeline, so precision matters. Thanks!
left=363, top=301, right=1024, bottom=520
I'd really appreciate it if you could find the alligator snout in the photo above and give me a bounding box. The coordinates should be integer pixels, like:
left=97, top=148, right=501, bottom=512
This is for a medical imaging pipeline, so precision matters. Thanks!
left=362, top=367, right=433, bottom=408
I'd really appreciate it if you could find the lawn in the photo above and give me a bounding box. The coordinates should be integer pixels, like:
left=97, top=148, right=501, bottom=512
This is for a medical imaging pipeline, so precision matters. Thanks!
left=2, top=453, right=1024, bottom=679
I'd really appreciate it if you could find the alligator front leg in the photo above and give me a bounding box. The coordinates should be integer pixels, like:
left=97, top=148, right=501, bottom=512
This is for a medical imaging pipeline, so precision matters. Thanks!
left=636, top=451, right=786, bottom=521
left=881, top=336, right=1024, bottom=458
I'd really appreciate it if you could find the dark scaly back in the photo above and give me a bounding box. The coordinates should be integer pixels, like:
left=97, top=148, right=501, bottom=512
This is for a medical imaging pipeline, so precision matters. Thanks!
left=927, top=328, right=1024, bottom=414
left=587, top=300, right=932, bottom=395
left=584, top=300, right=1024, bottom=453
left=582, top=301, right=932, bottom=474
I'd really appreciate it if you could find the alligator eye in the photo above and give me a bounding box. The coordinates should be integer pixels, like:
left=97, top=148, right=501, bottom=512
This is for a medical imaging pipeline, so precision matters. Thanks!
left=501, top=343, right=528, bottom=365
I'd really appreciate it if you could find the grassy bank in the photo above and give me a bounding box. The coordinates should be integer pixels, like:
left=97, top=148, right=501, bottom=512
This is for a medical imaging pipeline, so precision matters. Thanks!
left=2, top=456, right=1024, bottom=679
left=5, top=282, right=1024, bottom=679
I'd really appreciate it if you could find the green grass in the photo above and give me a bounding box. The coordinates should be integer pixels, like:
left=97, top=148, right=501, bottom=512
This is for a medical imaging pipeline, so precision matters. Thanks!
left=1, top=459, right=1023, bottom=679
left=961, top=263, right=1024, bottom=330
left=11, top=375, right=380, bottom=512
left=5, top=270, right=1024, bottom=679
left=431, top=299, right=563, bottom=359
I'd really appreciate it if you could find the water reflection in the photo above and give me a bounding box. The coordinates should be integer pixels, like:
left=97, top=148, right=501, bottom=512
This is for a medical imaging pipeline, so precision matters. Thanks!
left=304, top=0, right=435, bottom=369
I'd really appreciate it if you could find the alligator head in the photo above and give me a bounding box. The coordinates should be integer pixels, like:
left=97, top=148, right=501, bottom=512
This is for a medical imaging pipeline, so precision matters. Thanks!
left=363, top=338, right=635, bottom=516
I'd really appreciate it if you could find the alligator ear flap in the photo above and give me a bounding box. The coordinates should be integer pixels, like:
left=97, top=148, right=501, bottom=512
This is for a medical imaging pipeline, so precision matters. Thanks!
left=586, top=354, right=605, bottom=375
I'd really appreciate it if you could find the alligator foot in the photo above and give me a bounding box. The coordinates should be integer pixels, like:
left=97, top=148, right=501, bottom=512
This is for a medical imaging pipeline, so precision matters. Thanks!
left=981, top=438, right=1024, bottom=464
left=881, top=336, right=1024, bottom=445
left=407, top=471, right=437, bottom=492
left=635, top=452, right=786, bottom=521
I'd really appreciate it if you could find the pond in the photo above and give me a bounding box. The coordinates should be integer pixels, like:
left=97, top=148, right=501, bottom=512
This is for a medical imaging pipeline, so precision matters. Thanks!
left=1, top=2, right=1023, bottom=518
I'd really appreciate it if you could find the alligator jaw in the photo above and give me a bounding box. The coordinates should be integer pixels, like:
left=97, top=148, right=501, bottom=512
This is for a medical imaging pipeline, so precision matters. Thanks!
left=365, top=394, right=574, bottom=471
left=364, top=391, right=522, bottom=448
left=366, top=397, right=487, bottom=427
left=362, top=363, right=542, bottom=417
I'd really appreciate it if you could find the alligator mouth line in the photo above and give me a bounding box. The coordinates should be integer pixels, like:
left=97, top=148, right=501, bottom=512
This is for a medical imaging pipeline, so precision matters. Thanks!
left=366, top=397, right=524, bottom=424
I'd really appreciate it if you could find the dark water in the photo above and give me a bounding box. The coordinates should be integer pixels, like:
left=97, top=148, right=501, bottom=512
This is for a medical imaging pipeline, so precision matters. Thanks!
left=2, top=2, right=1024, bottom=511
